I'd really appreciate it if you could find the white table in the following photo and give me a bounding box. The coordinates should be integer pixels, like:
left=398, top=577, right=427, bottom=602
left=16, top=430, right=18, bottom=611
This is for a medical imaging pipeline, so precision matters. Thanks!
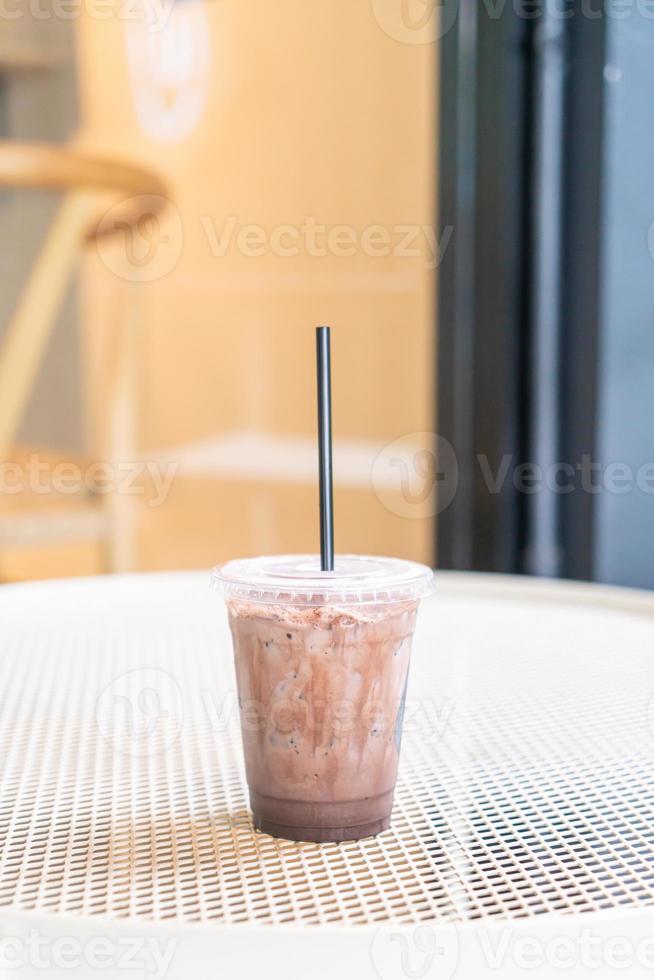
left=1, top=571, right=654, bottom=979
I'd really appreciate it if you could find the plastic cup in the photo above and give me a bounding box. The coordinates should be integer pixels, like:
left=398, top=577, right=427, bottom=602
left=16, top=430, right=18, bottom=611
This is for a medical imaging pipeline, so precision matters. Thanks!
left=212, top=554, right=434, bottom=843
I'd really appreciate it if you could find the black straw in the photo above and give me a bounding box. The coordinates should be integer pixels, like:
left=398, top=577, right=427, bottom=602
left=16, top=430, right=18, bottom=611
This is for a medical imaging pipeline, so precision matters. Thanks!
left=316, top=326, right=334, bottom=571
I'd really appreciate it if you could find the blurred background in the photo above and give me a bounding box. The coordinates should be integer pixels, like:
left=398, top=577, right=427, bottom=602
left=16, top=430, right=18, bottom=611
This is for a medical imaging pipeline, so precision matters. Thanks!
left=0, top=0, right=435, bottom=581
left=0, top=0, right=652, bottom=589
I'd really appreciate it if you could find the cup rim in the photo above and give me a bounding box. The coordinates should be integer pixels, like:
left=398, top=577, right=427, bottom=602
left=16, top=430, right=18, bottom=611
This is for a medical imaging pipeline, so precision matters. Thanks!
left=211, top=553, right=435, bottom=606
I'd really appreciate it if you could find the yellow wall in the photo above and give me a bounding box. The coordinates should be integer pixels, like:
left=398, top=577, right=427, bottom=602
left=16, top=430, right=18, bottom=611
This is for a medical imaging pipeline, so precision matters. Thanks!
left=75, top=0, right=436, bottom=570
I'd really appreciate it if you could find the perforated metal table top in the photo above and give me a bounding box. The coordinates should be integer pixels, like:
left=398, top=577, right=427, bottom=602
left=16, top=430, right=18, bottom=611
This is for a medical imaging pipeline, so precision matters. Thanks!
left=1, top=571, right=654, bottom=930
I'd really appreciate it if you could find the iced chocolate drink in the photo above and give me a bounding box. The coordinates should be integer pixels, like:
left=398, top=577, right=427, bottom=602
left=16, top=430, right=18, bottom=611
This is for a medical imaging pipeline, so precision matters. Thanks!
left=212, top=556, right=433, bottom=843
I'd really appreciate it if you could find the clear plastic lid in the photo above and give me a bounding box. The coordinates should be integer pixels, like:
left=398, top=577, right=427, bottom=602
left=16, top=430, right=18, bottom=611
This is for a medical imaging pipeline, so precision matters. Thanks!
left=211, top=554, right=434, bottom=606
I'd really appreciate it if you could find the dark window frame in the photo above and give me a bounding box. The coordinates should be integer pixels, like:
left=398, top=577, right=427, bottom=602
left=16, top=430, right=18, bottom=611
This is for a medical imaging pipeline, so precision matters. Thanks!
left=436, top=1, right=606, bottom=579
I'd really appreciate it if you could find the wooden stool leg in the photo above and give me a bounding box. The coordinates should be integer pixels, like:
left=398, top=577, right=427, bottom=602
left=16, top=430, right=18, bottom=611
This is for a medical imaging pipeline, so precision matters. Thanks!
left=104, top=278, right=139, bottom=574
left=0, top=190, right=98, bottom=460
